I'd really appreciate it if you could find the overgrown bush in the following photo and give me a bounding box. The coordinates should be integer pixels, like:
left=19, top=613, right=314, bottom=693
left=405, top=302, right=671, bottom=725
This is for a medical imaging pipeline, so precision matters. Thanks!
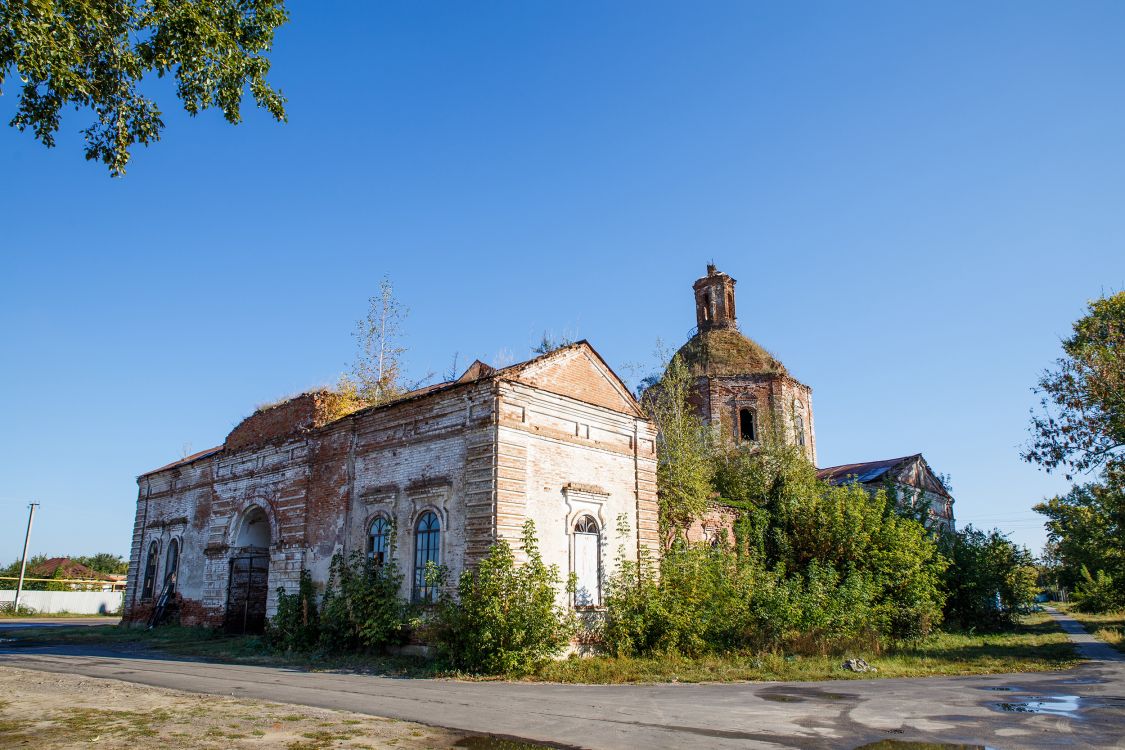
left=431, top=520, right=576, bottom=674
left=604, top=441, right=946, bottom=658
left=602, top=541, right=753, bottom=657
left=1074, top=566, right=1119, bottom=614
left=318, top=551, right=410, bottom=652
left=940, top=526, right=1038, bottom=630
left=602, top=542, right=890, bottom=658
left=268, top=570, right=320, bottom=652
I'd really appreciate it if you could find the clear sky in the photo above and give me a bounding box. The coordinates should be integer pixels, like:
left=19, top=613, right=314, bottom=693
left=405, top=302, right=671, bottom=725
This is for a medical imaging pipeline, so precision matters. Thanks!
left=2, top=1, right=1123, bottom=562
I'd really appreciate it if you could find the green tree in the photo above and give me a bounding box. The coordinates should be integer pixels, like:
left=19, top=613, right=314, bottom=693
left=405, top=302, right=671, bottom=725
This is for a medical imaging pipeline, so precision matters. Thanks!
left=431, top=520, right=575, bottom=674
left=73, top=553, right=128, bottom=575
left=645, top=353, right=714, bottom=546
left=940, top=526, right=1039, bottom=630
left=1034, top=478, right=1124, bottom=607
left=1023, top=291, right=1124, bottom=480
left=268, top=570, right=320, bottom=652
left=318, top=550, right=409, bottom=653
left=1, top=0, right=288, bottom=175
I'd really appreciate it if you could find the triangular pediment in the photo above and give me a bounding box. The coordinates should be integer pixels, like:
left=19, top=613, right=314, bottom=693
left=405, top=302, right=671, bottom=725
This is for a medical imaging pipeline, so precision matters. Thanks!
left=890, top=454, right=952, bottom=499
left=503, top=341, right=645, bottom=417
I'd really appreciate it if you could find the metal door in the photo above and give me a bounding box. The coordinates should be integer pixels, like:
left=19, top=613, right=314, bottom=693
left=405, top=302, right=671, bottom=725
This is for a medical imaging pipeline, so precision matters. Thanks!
left=224, top=554, right=269, bottom=634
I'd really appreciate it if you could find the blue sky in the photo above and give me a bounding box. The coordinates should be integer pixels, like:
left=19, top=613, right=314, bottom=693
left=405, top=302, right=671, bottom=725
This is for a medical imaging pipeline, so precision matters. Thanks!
left=2, top=1, right=1123, bottom=562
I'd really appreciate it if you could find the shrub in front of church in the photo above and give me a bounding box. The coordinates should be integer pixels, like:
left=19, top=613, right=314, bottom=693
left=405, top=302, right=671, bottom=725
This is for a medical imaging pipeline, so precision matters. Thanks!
left=429, top=520, right=576, bottom=674
left=268, top=569, right=321, bottom=652
left=938, top=525, right=1039, bottom=630
left=601, top=541, right=754, bottom=656
left=602, top=448, right=947, bottom=657
left=317, top=551, right=410, bottom=652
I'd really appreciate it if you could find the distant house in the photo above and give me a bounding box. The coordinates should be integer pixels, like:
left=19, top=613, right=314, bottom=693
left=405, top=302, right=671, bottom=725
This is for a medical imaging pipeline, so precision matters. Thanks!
left=817, top=454, right=956, bottom=532
left=24, top=558, right=123, bottom=592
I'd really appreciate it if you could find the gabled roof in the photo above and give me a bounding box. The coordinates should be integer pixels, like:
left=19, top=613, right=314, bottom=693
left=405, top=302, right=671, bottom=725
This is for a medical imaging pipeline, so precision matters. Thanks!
left=817, top=454, right=951, bottom=499
left=28, top=557, right=114, bottom=581
left=496, top=340, right=646, bottom=418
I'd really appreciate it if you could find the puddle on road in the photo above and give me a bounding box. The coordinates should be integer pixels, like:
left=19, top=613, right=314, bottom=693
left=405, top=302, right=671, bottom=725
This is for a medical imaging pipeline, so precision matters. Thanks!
left=454, top=735, right=565, bottom=749
left=853, top=742, right=995, bottom=750
left=993, top=694, right=1081, bottom=717
left=980, top=686, right=1015, bottom=692
left=759, top=687, right=852, bottom=703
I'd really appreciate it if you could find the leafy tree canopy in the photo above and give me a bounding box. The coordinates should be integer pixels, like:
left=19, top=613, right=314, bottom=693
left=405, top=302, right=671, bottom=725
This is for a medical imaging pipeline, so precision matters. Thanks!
left=1023, top=292, right=1125, bottom=479
left=643, top=352, right=713, bottom=545
left=1034, top=476, right=1125, bottom=606
left=1, top=0, right=288, bottom=175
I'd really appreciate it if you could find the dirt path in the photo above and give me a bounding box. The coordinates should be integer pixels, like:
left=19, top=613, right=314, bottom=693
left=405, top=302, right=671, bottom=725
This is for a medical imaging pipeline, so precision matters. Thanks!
left=0, top=665, right=487, bottom=749
left=1044, top=607, right=1125, bottom=662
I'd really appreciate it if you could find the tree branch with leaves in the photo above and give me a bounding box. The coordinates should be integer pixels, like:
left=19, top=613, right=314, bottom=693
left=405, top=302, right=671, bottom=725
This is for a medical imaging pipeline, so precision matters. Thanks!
left=1023, top=292, right=1124, bottom=480
left=1, top=0, right=289, bottom=175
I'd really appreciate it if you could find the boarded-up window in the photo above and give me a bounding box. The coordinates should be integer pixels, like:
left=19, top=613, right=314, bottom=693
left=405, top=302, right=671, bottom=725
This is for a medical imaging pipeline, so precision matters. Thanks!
left=573, top=515, right=601, bottom=607
left=141, top=542, right=159, bottom=601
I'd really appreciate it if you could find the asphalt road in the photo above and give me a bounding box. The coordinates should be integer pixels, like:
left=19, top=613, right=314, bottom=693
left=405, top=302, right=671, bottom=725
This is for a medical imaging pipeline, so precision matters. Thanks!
left=0, top=613, right=1122, bottom=749
left=0, top=617, right=120, bottom=629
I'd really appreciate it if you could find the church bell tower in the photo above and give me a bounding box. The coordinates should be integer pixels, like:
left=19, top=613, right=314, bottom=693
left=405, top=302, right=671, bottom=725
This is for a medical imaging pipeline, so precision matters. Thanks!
left=693, top=264, right=738, bottom=331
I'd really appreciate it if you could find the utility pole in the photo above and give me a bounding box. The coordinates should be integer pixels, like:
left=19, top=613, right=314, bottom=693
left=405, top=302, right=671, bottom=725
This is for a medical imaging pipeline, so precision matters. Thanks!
left=12, top=503, right=39, bottom=614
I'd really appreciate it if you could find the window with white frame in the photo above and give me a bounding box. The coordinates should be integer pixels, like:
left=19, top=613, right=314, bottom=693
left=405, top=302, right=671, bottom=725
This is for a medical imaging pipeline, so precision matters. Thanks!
left=573, top=515, right=601, bottom=607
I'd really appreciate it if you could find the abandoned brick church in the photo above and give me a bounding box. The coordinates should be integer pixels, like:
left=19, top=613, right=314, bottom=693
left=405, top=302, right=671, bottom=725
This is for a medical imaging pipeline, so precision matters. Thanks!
left=123, top=265, right=954, bottom=630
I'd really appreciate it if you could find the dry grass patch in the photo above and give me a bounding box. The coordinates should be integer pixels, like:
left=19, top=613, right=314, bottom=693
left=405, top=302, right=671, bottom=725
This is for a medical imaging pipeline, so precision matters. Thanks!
left=0, top=666, right=474, bottom=749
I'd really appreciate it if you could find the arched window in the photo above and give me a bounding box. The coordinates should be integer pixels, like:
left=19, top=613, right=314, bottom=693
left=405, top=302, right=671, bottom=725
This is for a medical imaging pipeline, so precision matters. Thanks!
left=573, top=515, right=601, bottom=607
left=739, top=408, right=756, bottom=442
left=793, top=401, right=806, bottom=447
left=141, top=542, right=159, bottom=601
left=413, top=511, right=441, bottom=602
left=164, top=539, right=180, bottom=595
left=702, top=291, right=712, bottom=322
left=368, top=517, right=390, bottom=565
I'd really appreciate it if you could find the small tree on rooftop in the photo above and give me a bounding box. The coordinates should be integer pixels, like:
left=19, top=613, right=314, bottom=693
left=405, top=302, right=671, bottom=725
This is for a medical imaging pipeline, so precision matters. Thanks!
left=337, top=277, right=431, bottom=409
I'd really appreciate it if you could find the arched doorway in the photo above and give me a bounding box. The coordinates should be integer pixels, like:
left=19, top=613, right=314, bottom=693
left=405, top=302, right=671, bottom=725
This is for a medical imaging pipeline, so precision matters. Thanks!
left=224, top=506, right=271, bottom=634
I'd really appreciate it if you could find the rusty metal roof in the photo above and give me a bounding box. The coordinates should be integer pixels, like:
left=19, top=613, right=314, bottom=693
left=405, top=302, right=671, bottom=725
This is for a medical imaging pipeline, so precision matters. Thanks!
left=817, top=455, right=920, bottom=485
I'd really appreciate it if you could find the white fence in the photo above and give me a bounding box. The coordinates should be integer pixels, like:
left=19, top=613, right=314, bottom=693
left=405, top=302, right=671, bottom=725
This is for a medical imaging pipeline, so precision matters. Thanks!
left=0, top=590, right=123, bottom=615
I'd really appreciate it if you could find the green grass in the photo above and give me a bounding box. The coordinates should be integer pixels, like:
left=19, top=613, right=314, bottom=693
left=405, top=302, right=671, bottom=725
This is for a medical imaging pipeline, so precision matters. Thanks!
left=3, top=611, right=1081, bottom=684
left=533, top=612, right=1079, bottom=683
left=1054, top=603, right=1125, bottom=654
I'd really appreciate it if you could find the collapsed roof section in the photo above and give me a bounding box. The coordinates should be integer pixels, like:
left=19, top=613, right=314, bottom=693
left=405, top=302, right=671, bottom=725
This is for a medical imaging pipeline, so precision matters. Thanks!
left=140, top=340, right=644, bottom=477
